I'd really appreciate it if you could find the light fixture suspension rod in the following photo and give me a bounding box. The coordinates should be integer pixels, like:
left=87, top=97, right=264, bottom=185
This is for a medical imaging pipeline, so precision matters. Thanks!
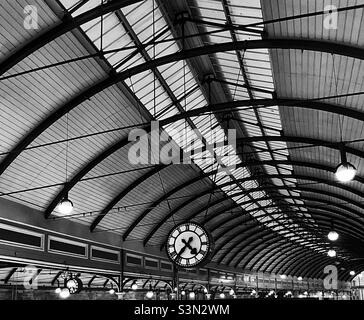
left=339, top=144, right=347, bottom=163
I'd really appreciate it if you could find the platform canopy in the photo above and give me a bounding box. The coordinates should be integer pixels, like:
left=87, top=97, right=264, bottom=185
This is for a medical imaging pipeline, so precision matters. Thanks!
left=1, top=0, right=364, bottom=281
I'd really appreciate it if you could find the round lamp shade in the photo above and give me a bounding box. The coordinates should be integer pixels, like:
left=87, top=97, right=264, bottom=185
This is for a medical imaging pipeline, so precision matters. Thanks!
left=328, top=231, right=339, bottom=241
left=146, top=291, right=154, bottom=299
left=335, top=162, right=356, bottom=182
left=57, top=197, right=73, bottom=214
left=327, top=249, right=336, bottom=257
left=59, top=288, right=70, bottom=299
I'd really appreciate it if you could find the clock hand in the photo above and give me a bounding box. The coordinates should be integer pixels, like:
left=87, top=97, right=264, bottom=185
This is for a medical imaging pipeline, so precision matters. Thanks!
left=177, top=245, right=187, bottom=257
left=182, top=237, right=198, bottom=255
left=177, top=237, right=193, bottom=257
left=182, top=237, right=193, bottom=246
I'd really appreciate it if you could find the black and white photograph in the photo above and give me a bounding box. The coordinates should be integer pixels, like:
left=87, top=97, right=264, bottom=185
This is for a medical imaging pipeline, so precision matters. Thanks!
left=0, top=0, right=363, bottom=317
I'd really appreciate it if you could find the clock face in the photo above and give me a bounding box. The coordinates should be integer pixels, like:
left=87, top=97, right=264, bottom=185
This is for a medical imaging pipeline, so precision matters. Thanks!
left=166, top=222, right=213, bottom=268
left=66, top=278, right=82, bottom=294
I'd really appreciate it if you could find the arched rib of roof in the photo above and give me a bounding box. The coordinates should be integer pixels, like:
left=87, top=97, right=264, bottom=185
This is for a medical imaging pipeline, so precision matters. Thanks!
left=250, top=241, right=297, bottom=271
left=277, top=250, right=328, bottom=276
left=154, top=177, right=364, bottom=250
left=227, top=232, right=312, bottom=268
left=109, top=155, right=364, bottom=238
left=0, top=0, right=143, bottom=76
left=201, top=196, right=364, bottom=266
left=151, top=178, right=364, bottom=243
left=133, top=159, right=364, bottom=240
left=228, top=221, right=327, bottom=269
left=227, top=215, right=362, bottom=272
left=2, top=38, right=364, bottom=178
left=139, top=179, right=361, bottom=245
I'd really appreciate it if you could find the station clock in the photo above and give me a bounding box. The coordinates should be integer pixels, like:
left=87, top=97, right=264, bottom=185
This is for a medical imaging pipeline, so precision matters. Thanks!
left=166, top=222, right=213, bottom=268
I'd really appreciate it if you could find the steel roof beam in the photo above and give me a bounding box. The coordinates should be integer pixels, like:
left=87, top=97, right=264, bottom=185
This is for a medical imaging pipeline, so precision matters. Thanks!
left=156, top=191, right=361, bottom=250
left=116, top=8, right=268, bottom=243
left=0, top=0, right=142, bottom=76
left=158, top=189, right=362, bottom=250
left=250, top=241, right=296, bottom=272
left=220, top=0, right=297, bottom=208
left=29, top=269, right=42, bottom=286
left=5, top=121, right=364, bottom=223
left=51, top=271, right=63, bottom=286
left=288, top=253, right=334, bottom=279
left=213, top=208, right=364, bottom=245
left=156, top=176, right=364, bottom=249
left=228, top=215, right=360, bottom=271
left=209, top=199, right=364, bottom=266
left=213, top=211, right=329, bottom=253
left=142, top=189, right=232, bottom=246
left=121, top=174, right=214, bottom=241
left=276, top=250, right=327, bottom=275
left=230, top=233, right=300, bottom=268
left=212, top=201, right=362, bottom=254
left=279, top=251, right=330, bottom=279
left=228, top=230, right=288, bottom=269
left=212, top=205, right=364, bottom=242
left=231, top=226, right=320, bottom=269
left=146, top=159, right=364, bottom=245
left=243, top=238, right=319, bottom=273
left=267, top=247, right=315, bottom=274
left=208, top=185, right=364, bottom=230
left=211, top=202, right=364, bottom=246
left=4, top=268, right=17, bottom=284
left=263, top=246, right=311, bottom=275
left=90, top=165, right=168, bottom=231
left=288, top=252, right=331, bottom=277
left=44, top=135, right=134, bottom=218
left=217, top=215, right=321, bottom=267
left=201, top=187, right=364, bottom=232
left=2, top=38, right=364, bottom=176
left=304, top=258, right=334, bottom=279
left=215, top=224, right=267, bottom=262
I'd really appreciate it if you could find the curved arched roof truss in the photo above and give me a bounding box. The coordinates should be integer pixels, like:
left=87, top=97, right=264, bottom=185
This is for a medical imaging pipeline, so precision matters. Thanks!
left=1, top=0, right=364, bottom=281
